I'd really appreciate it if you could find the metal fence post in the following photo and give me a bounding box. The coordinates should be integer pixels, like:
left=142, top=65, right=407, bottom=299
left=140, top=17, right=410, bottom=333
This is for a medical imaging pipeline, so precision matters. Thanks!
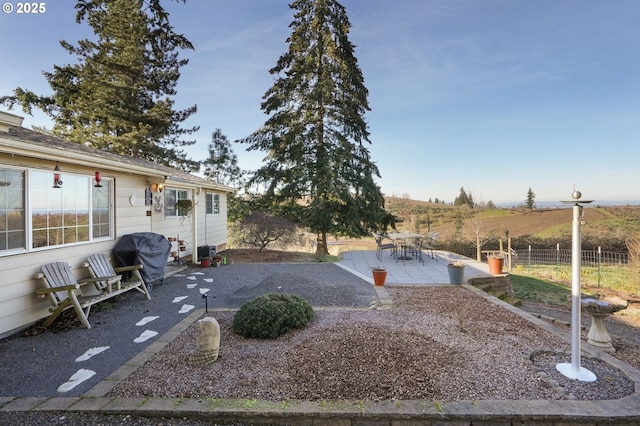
left=556, top=243, right=560, bottom=279
left=597, top=246, right=602, bottom=288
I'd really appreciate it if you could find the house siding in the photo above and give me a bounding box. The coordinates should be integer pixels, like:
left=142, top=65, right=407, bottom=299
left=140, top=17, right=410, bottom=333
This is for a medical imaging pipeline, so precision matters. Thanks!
left=0, top=112, right=234, bottom=338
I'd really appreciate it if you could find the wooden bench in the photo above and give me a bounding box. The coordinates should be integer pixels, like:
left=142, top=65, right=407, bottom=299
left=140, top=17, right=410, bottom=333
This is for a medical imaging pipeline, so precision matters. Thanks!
left=35, top=256, right=149, bottom=329
left=83, top=253, right=150, bottom=300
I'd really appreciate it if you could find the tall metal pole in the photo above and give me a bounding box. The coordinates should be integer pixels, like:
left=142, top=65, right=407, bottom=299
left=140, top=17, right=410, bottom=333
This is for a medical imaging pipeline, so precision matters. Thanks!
left=556, top=190, right=596, bottom=382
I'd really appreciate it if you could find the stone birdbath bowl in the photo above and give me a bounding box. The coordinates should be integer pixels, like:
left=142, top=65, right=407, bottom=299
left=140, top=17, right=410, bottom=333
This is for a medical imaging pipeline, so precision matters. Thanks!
left=581, top=295, right=629, bottom=353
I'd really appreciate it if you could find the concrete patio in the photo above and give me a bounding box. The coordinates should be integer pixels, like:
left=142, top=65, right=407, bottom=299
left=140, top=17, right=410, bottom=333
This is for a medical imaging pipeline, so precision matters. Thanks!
left=337, top=249, right=494, bottom=285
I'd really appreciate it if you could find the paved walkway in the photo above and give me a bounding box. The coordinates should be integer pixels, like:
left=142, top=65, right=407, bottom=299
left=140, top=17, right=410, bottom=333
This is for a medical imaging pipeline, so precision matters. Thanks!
left=1, top=251, right=640, bottom=425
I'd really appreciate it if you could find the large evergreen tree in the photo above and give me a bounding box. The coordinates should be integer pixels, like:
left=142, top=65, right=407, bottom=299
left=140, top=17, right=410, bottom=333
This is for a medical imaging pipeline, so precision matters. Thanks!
left=1, top=0, right=199, bottom=171
left=242, top=0, right=392, bottom=255
left=202, top=129, right=244, bottom=187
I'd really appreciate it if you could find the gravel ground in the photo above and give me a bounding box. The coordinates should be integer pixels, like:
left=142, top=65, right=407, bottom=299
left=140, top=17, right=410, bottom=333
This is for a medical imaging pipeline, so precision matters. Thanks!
left=0, top=263, right=377, bottom=398
left=2, top=260, right=639, bottom=425
left=108, top=287, right=635, bottom=402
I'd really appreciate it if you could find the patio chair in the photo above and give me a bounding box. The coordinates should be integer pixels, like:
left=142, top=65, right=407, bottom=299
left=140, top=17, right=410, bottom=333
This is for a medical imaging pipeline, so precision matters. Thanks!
left=397, top=236, right=425, bottom=265
left=407, top=236, right=425, bottom=265
left=35, top=261, right=122, bottom=329
left=372, top=232, right=396, bottom=260
left=423, top=231, right=440, bottom=260
left=84, top=253, right=151, bottom=300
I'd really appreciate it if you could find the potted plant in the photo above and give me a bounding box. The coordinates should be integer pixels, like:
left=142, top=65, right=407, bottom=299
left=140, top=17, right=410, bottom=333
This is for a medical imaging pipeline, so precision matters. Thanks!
left=371, top=266, right=387, bottom=286
left=487, top=254, right=504, bottom=275
left=175, top=199, right=193, bottom=216
left=447, top=260, right=466, bottom=284
left=200, top=257, right=211, bottom=268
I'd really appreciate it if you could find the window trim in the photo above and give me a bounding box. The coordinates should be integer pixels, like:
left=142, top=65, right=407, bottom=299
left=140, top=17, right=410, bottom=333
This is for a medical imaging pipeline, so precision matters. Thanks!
left=0, top=166, right=114, bottom=256
left=205, top=192, right=220, bottom=215
left=164, top=188, right=190, bottom=218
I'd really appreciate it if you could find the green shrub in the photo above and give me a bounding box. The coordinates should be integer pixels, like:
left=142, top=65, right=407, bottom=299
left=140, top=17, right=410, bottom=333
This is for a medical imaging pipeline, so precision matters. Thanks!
left=233, top=293, right=315, bottom=339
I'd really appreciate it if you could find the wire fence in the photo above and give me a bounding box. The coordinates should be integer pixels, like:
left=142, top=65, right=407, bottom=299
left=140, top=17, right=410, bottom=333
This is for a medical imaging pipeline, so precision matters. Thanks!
left=454, top=246, right=637, bottom=293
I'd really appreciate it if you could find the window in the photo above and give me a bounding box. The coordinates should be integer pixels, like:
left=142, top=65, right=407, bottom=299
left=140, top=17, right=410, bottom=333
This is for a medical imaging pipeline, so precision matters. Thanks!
left=0, top=169, right=26, bottom=251
left=0, top=167, right=113, bottom=254
left=206, top=193, right=220, bottom=215
left=92, top=182, right=111, bottom=238
left=164, top=188, right=189, bottom=217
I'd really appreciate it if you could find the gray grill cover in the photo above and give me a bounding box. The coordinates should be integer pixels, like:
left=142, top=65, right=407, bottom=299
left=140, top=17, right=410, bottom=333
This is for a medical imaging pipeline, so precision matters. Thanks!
left=113, top=233, right=171, bottom=285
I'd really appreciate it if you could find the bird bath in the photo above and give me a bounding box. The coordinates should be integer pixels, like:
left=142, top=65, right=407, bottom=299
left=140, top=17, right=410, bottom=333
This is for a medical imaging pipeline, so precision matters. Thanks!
left=581, top=295, right=628, bottom=353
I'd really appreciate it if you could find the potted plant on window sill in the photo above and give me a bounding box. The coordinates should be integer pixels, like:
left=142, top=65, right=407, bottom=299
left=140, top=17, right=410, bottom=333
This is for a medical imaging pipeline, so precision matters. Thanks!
left=371, top=266, right=388, bottom=286
left=175, top=199, right=193, bottom=216
left=176, top=200, right=193, bottom=216
left=447, top=260, right=466, bottom=284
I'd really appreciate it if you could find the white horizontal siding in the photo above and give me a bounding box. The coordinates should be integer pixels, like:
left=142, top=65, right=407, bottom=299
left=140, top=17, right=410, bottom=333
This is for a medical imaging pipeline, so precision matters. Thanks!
left=0, top=153, right=230, bottom=338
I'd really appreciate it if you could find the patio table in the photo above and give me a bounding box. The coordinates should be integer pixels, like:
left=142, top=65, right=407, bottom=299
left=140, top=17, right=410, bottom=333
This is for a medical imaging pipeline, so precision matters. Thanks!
left=387, top=231, right=424, bottom=262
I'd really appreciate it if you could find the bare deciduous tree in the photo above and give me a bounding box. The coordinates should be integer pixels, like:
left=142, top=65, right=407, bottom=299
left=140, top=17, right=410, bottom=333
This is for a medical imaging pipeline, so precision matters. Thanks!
left=626, top=234, right=640, bottom=288
left=232, top=213, right=298, bottom=252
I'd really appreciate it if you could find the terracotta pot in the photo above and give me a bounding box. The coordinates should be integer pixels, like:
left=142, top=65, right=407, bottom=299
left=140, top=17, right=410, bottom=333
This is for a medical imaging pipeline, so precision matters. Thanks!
left=488, top=257, right=504, bottom=274
left=201, top=259, right=211, bottom=267
left=372, top=269, right=387, bottom=286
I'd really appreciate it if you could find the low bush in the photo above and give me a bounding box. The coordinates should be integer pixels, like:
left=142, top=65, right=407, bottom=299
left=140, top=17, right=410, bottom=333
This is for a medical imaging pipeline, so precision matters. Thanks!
left=233, top=293, right=315, bottom=339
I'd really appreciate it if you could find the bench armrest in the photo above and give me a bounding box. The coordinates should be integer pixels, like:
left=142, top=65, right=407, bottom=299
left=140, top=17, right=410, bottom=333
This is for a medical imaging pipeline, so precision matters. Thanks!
left=36, top=284, right=80, bottom=297
left=113, top=264, right=143, bottom=273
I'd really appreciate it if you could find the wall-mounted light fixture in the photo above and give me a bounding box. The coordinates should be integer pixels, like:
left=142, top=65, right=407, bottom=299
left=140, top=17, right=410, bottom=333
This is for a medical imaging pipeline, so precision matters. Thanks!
left=153, top=183, right=164, bottom=192
left=53, top=162, right=62, bottom=188
left=94, top=171, right=103, bottom=188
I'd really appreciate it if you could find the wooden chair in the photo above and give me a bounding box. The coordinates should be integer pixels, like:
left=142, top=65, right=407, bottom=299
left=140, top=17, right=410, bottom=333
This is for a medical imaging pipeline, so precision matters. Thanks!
left=84, top=253, right=151, bottom=300
left=35, top=261, right=122, bottom=329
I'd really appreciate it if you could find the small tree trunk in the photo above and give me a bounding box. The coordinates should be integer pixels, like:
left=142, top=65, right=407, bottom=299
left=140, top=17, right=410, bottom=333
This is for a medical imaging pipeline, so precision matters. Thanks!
left=316, top=231, right=329, bottom=256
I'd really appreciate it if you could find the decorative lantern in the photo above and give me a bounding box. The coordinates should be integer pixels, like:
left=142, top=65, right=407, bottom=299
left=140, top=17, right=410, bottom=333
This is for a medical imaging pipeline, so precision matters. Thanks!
left=53, top=163, right=62, bottom=188
left=94, top=171, right=102, bottom=188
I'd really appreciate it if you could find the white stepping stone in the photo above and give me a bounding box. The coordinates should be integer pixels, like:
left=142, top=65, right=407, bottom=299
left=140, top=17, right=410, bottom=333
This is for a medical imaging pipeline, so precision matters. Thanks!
left=191, top=272, right=204, bottom=275
left=57, top=369, right=96, bottom=393
left=179, top=304, right=195, bottom=314
left=199, top=288, right=210, bottom=295
left=203, top=278, right=213, bottom=283
left=75, top=346, right=109, bottom=362
left=172, top=296, right=188, bottom=303
left=174, top=274, right=186, bottom=277
left=136, top=316, right=159, bottom=326
left=186, top=283, right=197, bottom=289
left=186, top=276, right=197, bottom=281
left=134, top=330, right=158, bottom=343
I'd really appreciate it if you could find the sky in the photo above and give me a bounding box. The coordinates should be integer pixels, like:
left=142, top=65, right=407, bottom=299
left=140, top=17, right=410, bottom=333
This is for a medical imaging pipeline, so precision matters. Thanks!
left=1, top=0, right=639, bottom=205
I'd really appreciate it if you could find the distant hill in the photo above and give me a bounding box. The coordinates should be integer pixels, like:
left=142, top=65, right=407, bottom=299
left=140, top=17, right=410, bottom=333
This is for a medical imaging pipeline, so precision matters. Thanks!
left=497, top=200, right=640, bottom=209
left=384, top=196, right=640, bottom=251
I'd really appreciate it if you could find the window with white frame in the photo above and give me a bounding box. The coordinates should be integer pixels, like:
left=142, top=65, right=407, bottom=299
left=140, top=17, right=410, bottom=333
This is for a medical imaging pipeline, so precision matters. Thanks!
left=205, top=193, right=220, bottom=214
left=0, top=169, right=26, bottom=251
left=164, top=188, right=189, bottom=217
left=0, top=167, right=113, bottom=254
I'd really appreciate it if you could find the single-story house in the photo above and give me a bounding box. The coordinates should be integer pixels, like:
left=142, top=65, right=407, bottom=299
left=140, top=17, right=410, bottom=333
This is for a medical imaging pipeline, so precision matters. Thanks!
left=0, top=110, right=236, bottom=338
